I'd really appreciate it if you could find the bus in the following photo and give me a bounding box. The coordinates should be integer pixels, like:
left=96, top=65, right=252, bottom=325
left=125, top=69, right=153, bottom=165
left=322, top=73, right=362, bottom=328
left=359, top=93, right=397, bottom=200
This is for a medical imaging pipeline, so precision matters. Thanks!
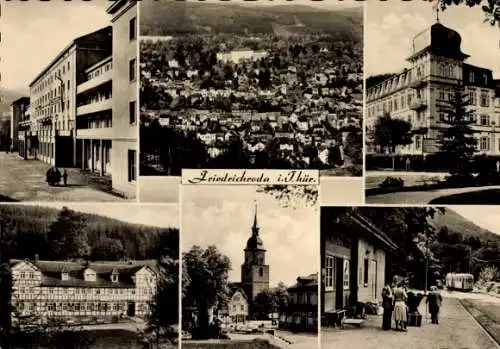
left=445, top=273, right=474, bottom=292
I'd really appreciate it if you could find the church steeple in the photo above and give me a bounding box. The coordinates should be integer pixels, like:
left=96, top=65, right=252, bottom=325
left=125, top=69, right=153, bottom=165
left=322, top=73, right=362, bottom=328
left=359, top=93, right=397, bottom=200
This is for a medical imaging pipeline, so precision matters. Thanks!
left=245, top=202, right=264, bottom=250
left=252, top=202, right=259, bottom=235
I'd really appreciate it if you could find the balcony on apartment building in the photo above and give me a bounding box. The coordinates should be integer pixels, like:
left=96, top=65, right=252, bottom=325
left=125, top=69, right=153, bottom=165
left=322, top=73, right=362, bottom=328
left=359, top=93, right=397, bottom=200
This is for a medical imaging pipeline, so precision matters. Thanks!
left=409, top=75, right=427, bottom=89
left=77, top=92, right=112, bottom=116
left=409, top=98, right=427, bottom=111
left=18, top=119, right=32, bottom=130
left=76, top=113, right=113, bottom=139
left=76, top=127, right=114, bottom=139
left=77, top=69, right=112, bottom=95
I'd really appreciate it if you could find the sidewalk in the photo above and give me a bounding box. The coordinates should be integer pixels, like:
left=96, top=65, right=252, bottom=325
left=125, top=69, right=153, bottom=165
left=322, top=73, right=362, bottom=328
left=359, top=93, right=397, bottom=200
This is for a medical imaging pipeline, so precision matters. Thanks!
left=0, top=152, right=125, bottom=202
left=321, top=297, right=500, bottom=349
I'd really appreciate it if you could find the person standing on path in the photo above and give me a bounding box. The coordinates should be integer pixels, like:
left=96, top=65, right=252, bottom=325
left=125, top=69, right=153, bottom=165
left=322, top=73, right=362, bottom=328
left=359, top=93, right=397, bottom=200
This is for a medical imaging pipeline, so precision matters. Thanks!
left=63, top=169, right=68, bottom=187
left=426, top=286, right=443, bottom=324
left=393, top=283, right=408, bottom=331
left=382, top=284, right=394, bottom=330
left=406, top=157, right=411, bottom=171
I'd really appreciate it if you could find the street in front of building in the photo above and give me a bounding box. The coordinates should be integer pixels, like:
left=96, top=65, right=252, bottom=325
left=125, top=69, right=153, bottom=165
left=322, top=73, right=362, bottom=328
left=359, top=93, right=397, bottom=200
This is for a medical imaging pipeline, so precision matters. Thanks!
left=0, top=152, right=124, bottom=202
left=322, top=290, right=500, bottom=349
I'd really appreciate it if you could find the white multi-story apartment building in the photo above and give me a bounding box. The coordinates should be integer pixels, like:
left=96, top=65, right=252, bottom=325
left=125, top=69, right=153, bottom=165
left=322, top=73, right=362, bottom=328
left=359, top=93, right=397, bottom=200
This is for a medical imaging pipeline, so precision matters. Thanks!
left=107, top=0, right=138, bottom=197
left=10, top=259, right=157, bottom=321
left=366, top=20, right=500, bottom=156
left=28, top=27, right=112, bottom=168
left=21, top=0, right=138, bottom=198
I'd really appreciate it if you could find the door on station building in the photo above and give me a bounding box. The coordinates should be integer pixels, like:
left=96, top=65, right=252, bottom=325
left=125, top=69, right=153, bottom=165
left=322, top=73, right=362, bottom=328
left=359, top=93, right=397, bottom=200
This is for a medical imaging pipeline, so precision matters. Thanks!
left=127, top=302, right=136, bottom=316
left=369, top=260, right=378, bottom=299
left=335, top=257, right=344, bottom=309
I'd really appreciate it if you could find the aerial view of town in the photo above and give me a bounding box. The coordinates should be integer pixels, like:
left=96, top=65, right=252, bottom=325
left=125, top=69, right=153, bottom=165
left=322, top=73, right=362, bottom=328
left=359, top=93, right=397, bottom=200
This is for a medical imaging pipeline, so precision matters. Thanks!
left=140, top=1, right=363, bottom=176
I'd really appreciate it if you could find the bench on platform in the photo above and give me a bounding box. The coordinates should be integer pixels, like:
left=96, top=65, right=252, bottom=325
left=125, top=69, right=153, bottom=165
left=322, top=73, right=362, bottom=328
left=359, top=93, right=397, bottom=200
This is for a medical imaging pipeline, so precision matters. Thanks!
left=342, top=318, right=364, bottom=327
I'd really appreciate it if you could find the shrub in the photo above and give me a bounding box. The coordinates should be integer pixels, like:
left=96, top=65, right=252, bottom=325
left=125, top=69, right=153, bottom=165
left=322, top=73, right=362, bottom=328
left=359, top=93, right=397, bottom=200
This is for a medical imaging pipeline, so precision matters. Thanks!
left=478, top=266, right=499, bottom=288
left=379, top=177, right=404, bottom=191
left=366, top=153, right=500, bottom=173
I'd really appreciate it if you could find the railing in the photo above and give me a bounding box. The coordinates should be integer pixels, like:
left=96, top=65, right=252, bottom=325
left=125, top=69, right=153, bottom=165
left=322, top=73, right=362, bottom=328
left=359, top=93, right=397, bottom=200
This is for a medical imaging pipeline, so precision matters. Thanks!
left=77, top=70, right=112, bottom=95
left=409, top=99, right=427, bottom=110
left=76, top=99, right=112, bottom=116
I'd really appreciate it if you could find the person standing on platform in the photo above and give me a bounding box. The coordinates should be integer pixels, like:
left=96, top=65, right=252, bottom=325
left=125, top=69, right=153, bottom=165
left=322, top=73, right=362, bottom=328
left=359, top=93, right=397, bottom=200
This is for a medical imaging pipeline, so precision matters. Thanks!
left=426, top=286, right=443, bottom=324
left=393, top=282, right=408, bottom=331
left=382, top=284, right=394, bottom=330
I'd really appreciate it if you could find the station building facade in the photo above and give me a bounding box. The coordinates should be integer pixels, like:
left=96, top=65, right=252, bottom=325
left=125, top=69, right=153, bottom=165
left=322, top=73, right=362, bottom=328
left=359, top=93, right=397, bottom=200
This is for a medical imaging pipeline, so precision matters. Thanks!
left=321, top=209, right=397, bottom=326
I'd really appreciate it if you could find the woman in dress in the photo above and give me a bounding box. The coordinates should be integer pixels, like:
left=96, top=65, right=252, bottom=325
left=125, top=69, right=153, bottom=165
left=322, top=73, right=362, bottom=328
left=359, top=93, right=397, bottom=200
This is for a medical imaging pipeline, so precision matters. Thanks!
left=381, top=284, right=394, bottom=330
left=392, top=283, right=408, bottom=331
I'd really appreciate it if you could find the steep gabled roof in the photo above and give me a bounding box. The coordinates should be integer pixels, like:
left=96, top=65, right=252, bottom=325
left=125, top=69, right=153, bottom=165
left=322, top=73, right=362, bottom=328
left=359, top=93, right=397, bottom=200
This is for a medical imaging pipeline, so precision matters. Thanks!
left=348, top=211, right=398, bottom=251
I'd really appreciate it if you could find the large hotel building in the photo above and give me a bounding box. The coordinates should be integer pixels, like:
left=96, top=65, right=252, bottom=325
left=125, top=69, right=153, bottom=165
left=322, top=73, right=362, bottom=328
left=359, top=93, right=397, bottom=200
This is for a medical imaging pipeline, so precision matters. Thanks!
left=366, top=19, right=500, bottom=156
left=10, top=258, right=157, bottom=321
left=17, top=0, right=138, bottom=198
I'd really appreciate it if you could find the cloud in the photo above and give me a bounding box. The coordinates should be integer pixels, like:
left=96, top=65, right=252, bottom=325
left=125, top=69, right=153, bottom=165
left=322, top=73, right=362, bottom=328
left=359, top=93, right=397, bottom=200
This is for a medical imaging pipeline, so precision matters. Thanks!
left=181, top=186, right=318, bottom=288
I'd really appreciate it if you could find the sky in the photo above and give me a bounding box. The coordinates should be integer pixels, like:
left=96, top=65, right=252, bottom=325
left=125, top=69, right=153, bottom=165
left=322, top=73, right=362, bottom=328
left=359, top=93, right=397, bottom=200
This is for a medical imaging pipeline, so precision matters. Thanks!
left=22, top=203, right=179, bottom=229
left=365, top=1, right=500, bottom=78
left=181, top=185, right=318, bottom=288
left=1, top=0, right=111, bottom=94
left=452, top=206, right=500, bottom=237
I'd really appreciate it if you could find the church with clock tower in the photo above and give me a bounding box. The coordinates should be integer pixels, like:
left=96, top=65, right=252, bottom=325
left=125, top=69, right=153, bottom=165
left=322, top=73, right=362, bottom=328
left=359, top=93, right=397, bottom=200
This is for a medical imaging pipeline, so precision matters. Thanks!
left=223, top=203, right=270, bottom=323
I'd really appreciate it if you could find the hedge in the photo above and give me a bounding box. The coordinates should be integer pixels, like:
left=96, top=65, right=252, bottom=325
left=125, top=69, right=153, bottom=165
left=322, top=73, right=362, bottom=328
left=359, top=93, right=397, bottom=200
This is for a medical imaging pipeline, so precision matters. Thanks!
left=366, top=153, right=500, bottom=173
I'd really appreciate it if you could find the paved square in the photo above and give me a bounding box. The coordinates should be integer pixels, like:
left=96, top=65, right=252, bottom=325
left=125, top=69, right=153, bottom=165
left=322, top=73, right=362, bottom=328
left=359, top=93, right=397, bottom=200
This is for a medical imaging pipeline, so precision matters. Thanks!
left=0, top=152, right=126, bottom=202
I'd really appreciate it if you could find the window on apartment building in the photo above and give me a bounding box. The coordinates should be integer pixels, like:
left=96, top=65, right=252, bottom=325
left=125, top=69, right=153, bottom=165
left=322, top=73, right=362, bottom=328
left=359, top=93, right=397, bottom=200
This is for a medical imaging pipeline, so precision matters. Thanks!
left=480, top=92, right=490, bottom=107
left=470, top=71, right=475, bottom=83
left=394, top=99, right=398, bottom=111
left=128, top=149, right=137, bottom=182
left=439, top=112, right=446, bottom=122
left=363, top=259, right=369, bottom=285
left=129, top=101, right=137, bottom=124
left=130, top=17, right=137, bottom=40
left=481, top=114, right=490, bottom=126
left=448, top=89, right=454, bottom=102
left=416, top=135, right=421, bottom=149
left=469, top=91, right=476, bottom=105
left=483, top=73, right=488, bottom=85
left=325, top=255, right=335, bottom=291
left=480, top=137, right=490, bottom=151
left=129, top=59, right=136, bottom=82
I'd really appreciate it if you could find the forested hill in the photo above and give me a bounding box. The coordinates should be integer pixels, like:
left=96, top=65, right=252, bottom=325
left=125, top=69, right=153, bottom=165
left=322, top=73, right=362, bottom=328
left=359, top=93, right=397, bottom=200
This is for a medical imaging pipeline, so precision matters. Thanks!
left=0, top=205, right=179, bottom=262
left=140, top=1, right=363, bottom=41
left=431, top=209, right=500, bottom=245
